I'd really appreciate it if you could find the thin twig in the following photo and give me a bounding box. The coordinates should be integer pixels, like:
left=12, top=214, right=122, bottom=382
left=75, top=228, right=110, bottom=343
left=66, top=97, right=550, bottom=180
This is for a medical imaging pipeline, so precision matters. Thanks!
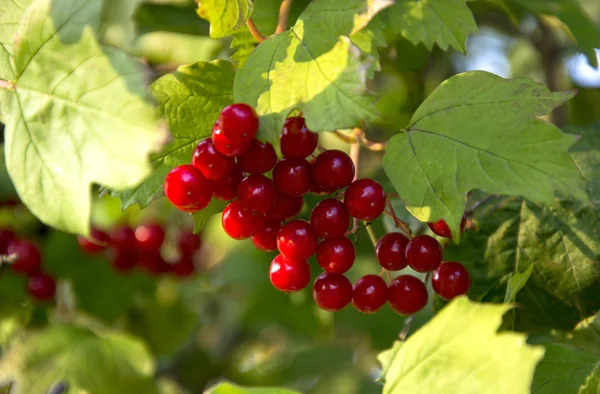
left=385, top=200, right=412, bottom=238
left=246, top=19, right=266, bottom=42
left=275, top=0, right=293, bottom=34
left=364, top=222, right=379, bottom=246
left=331, top=129, right=387, bottom=151
left=399, top=316, right=414, bottom=341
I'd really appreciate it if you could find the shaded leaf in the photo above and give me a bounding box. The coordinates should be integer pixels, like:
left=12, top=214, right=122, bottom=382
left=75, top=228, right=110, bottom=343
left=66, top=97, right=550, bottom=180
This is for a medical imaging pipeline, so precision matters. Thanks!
left=193, top=198, right=227, bottom=233
left=206, top=382, right=300, bottom=394
left=567, top=122, right=600, bottom=207
left=504, top=263, right=534, bottom=303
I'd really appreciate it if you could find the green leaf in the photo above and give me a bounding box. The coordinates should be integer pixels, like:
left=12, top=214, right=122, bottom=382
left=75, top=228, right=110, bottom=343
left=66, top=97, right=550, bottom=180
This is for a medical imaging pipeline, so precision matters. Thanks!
left=383, top=71, right=584, bottom=240
left=197, top=0, right=254, bottom=38
left=382, top=0, right=478, bottom=54
left=206, top=382, right=301, bottom=394
left=234, top=0, right=392, bottom=143
left=504, top=263, right=534, bottom=303
left=115, top=60, right=234, bottom=209
left=378, top=297, right=544, bottom=394
left=567, top=122, right=600, bottom=207
left=2, top=0, right=165, bottom=235
left=193, top=198, right=227, bottom=233
left=0, top=324, right=158, bottom=394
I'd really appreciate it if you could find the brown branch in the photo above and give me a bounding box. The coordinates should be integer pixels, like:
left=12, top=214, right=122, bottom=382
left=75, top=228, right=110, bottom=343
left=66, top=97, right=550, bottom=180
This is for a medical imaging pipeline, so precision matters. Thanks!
left=246, top=19, right=266, bottom=43
left=275, top=0, right=294, bottom=34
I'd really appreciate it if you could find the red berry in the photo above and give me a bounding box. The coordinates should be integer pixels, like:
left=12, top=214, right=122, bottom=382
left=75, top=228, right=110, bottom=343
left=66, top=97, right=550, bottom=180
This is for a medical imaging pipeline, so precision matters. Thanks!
left=212, top=167, right=244, bottom=201
left=405, top=235, right=443, bottom=273
left=277, top=220, right=318, bottom=261
left=110, top=226, right=136, bottom=250
left=212, top=123, right=251, bottom=157
left=315, top=237, right=355, bottom=274
left=139, top=251, right=169, bottom=274
left=432, top=261, right=471, bottom=300
left=237, top=174, right=276, bottom=214
left=9, top=240, right=41, bottom=275
left=77, top=229, right=110, bottom=254
left=222, top=200, right=265, bottom=240
left=344, top=179, right=386, bottom=221
left=267, top=194, right=303, bottom=221
left=313, top=272, right=352, bottom=311
left=428, top=216, right=466, bottom=238
left=388, top=275, right=428, bottom=315
left=251, top=219, right=282, bottom=252
left=192, top=139, right=235, bottom=180
left=269, top=254, right=311, bottom=292
left=376, top=232, right=409, bottom=271
left=28, top=274, right=56, bottom=301
left=171, top=257, right=195, bottom=277
left=237, top=139, right=277, bottom=174
left=164, top=165, right=213, bottom=212
left=273, top=158, right=313, bottom=197
left=309, top=198, right=350, bottom=239
left=218, top=103, right=259, bottom=143
left=281, top=117, right=318, bottom=159
left=135, top=224, right=165, bottom=252
left=109, top=248, right=137, bottom=272
left=309, top=181, right=329, bottom=196
left=178, top=231, right=202, bottom=255
left=352, top=275, right=387, bottom=314
left=0, top=229, right=16, bottom=254
left=312, top=150, right=355, bottom=192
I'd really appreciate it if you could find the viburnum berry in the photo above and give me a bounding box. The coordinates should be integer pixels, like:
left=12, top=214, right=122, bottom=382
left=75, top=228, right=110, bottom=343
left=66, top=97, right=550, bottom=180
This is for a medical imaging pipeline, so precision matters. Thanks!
left=315, top=237, right=355, bottom=274
left=432, top=261, right=471, bottom=300
left=313, top=272, right=353, bottom=311
left=267, top=194, right=304, bottom=221
left=178, top=231, right=202, bottom=255
left=171, top=257, right=195, bottom=278
left=269, top=254, right=311, bottom=292
left=405, top=235, right=443, bottom=273
left=251, top=219, right=282, bottom=252
left=212, top=167, right=244, bottom=201
left=212, top=123, right=251, bottom=157
left=218, top=103, right=259, bottom=143
left=428, top=215, right=466, bottom=238
left=344, top=179, right=386, bottom=221
left=9, top=240, right=41, bottom=275
left=376, top=232, right=409, bottom=271
left=309, top=180, right=328, bottom=196
left=272, top=158, right=313, bottom=197
left=164, top=165, right=213, bottom=212
left=77, top=228, right=110, bottom=254
left=277, top=220, right=318, bottom=261
left=110, top=226, right=136, bottom=250
left=135, top=223, right=165, bottom=252
left=139, top=251, right=169, bottom=274
left=0, top=229, right=16, bottom=254
left=237, top=139, right=277, bottom=174
left=28, top=274, right=56, bottom=301
left=109, top=248, right=137, bottom=272
left=280, top=117, right=318, bottom=159
left=192, top=139, right=235, bottom=180
left=388, top=275, right=428, bottom=315
left=312, top=150, right=355, bottom=192
left=222, top=200, right=265, bottom=240
left=237, top=174, right=276, bottom=214
left=309, top=198, right=350, bottom=239
left=352, top=275, right=387, bottom=314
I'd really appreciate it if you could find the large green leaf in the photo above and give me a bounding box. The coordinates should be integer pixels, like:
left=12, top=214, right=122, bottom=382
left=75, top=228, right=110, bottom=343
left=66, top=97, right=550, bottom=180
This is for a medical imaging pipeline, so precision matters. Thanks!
left=193, top=198, right=227, bottom=233
left=1, top=0, right=165, bottom=235
left=234, top=0, right=392, bottom=142
left=0, top=324, right=158, bottom=394
left=383, top=72, right=584, bottom=239
left=115, top=60, right=234, bottom=209
left=378, top=297, right=544, bottom=394
left=568, top=122, right=600, bottom=207
left=382, top=0, right=478, bottom=53
left=197, top=0, right=254, bottom=38
left=206, top=382, right=300, bottom=394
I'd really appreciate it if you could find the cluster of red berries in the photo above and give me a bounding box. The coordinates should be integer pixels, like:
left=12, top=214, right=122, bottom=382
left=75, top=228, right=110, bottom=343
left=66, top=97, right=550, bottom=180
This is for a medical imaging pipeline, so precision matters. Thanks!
left=163, top=103, right=471, bottom=315
left=77, top=224, right=201, bottom=278
left=0, top=228, right=56, bottom=301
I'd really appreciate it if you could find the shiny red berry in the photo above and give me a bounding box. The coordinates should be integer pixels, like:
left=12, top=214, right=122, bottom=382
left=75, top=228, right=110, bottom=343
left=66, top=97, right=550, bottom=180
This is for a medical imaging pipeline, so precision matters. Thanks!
left=171, top=257, right=195, bottom=278
left=315, top=237, right=355, bottom=274
left=9, top=240, right=41, bottom=275
left=164, top=165, right=213, bottom=212
left=110, top=248, right=137, bottom=272
left=376, top=232, right=409, bottom=271
left=135, top=224, right=165, bottom=252
left=28, top=274, right=56, bottom=301
left=237, top=174, right=276, bottom=214
left=178, top=231, right=202, bottom=255
left=0, top=229, right=16, bottom=254
left=212, top=123, right=251, bottom=157
left=251, top=219, right=282, bottom=252
left=352, top=275, right=387, bottom=314
left=428, top=216, right=466, bottom=238
left=277, top=220, right=318, bottom=261
left=212, top=167, right=244, bottom=201
left=313, top=272, right=352, bottom=311
left=432, top=262, right=471, bottom=300
left=110, top=226, right=136, bottom=250
left=309, top=198, right=350, bottom=239
left=77, top=229, right=110, bottom=254
left=222, top=200, right=265, bottom=240
left=269, top=254, right=311, bottom=292
left=192, top=139, right=235, bottom=180
left=405, top=235, right=443, bottom=273
left=237, top=139, right=277, bottom=174
left=312, top=150, right=355, bottom=192
left=388, top=275, right=428, bottom=315
left=218, top=103, right=259, bottom=143
left=344, top=179, right=386, bottom=221
left=272, top=158, right=313, bottom=197
left=267, top=194, right=303, bottom=221
left=281, top=117, right=318, bottom=159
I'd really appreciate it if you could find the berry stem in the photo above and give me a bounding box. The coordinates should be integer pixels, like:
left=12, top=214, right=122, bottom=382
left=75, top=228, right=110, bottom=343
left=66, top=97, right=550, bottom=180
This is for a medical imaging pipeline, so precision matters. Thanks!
left=385, top=200, right=413, bottom=238
left=365, top=222, right=378, bottom=247
left=246, top=19, right=266, bottom=42
left=275, top=0, right=294, bottom=34
left=378, top=267, right=393, bottom=283
left=399, top=316, right=414, bottom=341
